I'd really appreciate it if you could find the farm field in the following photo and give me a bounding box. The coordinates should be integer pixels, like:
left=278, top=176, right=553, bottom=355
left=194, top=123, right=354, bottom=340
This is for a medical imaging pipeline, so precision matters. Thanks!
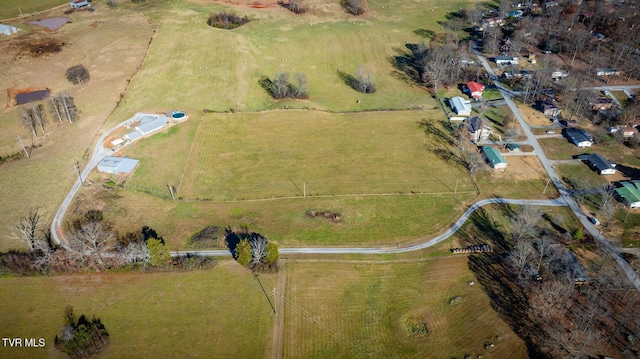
left=0, top=262, right=276, bottom=359
left=0, top=6, right=155, bottom=252
left=281, top=257, right=527, bottom=358
left=75, top=185, right=476, bottom=249
left=105, top=0, right=462, bottom=121
left=0, top=0, right=67, bottom=20
left=123, top=110, right=477, bottom=201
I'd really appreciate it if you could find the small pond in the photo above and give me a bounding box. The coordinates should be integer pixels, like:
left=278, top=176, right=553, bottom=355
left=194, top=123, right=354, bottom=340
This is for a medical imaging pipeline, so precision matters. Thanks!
left=16, top=90, right=50, bottom=105
left=29, top=17, right=72, bottom=31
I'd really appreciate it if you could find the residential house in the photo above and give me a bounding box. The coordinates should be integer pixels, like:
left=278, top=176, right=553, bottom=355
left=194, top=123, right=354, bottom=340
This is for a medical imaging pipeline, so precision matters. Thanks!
left=481, top=146, right=508, bottom=170
left=124, top=113, right=170, bottom=142
left=465, top=81, right=485, bottom=101
left=495, top=56, right=519, bottom=66
left=449, top=96, right=472, bottom=116
left=563, top=128, right=593, bottom=147
left=576, top=153, right=617, bottom=175
left=466, top=117, right=492, bottom=143
left=623, top=127, right=636, bottom=138
left=596, top=68, right=621, bottom=76
left=539, top=99, right=561, bottom=117
left=615, top=181, right=640, bottom=208
left=590, top=97, right=613, bottom=111
left=0, top=24, right=20, bottom=36
left=97, top=157, right=139, bottom=174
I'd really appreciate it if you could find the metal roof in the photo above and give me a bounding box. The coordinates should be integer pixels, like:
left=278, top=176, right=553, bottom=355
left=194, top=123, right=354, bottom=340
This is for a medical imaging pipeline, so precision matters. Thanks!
left=481, top=146, right=507, bottom=166
left=97, top=157, right=139, bottom=174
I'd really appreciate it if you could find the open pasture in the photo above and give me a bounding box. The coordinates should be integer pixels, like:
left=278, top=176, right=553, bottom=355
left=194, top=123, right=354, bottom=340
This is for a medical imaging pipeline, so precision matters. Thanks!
left=281, top=257, right=527, bottom=358
left=77, top=184, right=475, bottom=249
left=148, top=110, right=477, bottom=201
left=107, top=0, right=472, bottom=120
left=0, top=262, right=276, bottom=359
left=0, top=0, right=67, bottom=20
left=0, top=7, right=154, bottom=252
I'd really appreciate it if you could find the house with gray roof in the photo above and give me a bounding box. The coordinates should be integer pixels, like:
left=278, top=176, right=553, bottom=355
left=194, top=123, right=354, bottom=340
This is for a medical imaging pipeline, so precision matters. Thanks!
left=563, top=128, right=593, bottom=148
left=124, top=113, right=170, bottom=142
left=467, top=117, right=492, bottom=143
left=576, top=153, right=616, bottom=175
left=97, top=157, right=139, bottom=174
left=449, top=96, right=472, bottom=116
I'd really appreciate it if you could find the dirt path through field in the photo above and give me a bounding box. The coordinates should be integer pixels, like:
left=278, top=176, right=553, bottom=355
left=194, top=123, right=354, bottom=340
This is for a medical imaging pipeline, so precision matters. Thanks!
left=270, top=262, right=286, bottom=359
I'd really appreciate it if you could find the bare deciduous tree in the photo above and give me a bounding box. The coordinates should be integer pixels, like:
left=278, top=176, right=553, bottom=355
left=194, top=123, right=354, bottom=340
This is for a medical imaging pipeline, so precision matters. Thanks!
left=65, top=64, right=90, bottom=85
left=58, top=92, right=79, bottom=123
left=509, top=240, right=535, bottom=278
left=511, top=206, right=542, bottom=241
left=18, top=107, right=37, bottom=138
left=353, top=65, right=376, bottom=93
left=10, top=209, right=43, bottom=251
left=29, top=104, right=47, bottom=135
left=49, top=96, right=63, bottom=123
left=292, top=72, right=308, bottom=99
left=341, top=0, right=367, bottom=15
left=68, top=220, right=116, bottom=270
left=273, top=70, right=290, bottom=99
left=250, top=236, right=268, bottom=265
left=529, top=279, right=572, bottom=320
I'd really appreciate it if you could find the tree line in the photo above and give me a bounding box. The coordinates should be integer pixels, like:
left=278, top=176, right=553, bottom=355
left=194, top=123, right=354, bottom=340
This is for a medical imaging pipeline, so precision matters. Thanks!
left=18, top=92, right=79, bottom=139
left=226, top=227, right=279, bottom=272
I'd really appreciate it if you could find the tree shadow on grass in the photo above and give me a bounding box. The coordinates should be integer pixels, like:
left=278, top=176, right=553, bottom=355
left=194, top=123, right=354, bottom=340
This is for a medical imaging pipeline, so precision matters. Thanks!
left=336, top=70, right=356, bottom=90
left=389, top=44, right=424, bottom=86
left=258, top=75, right=275, bottom=98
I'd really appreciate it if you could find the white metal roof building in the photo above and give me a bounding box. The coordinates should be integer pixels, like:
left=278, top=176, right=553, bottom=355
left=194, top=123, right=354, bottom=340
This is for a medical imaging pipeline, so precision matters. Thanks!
left=97, top=157, right=139, bottom=174
left=124, top=113, right=169, bottom=142
left=450, top=96, right=472, bottom=116
left=0, top=24, right=20, bottom=36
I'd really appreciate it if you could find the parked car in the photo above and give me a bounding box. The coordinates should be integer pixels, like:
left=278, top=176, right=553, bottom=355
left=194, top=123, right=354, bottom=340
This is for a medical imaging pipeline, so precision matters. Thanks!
left=546, top=130, right=555, bottom=134
left=588, top=217, right=600, bottom=226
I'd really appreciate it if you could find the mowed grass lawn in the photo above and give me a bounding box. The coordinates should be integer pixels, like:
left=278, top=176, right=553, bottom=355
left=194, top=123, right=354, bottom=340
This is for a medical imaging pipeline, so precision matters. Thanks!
left=107, top=0, right=471, bottom=121
left=282, top=257, right=527, bottom=359
left=538, top=138, right=640, bottom=167
left=0, top=263, right=276, bottom=359
left=123, top=110, right=476, bottom=201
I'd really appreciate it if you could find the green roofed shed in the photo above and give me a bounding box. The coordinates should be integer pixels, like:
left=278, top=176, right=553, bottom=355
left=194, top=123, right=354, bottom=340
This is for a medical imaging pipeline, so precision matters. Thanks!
left=481, top=146, right=508, bottom=170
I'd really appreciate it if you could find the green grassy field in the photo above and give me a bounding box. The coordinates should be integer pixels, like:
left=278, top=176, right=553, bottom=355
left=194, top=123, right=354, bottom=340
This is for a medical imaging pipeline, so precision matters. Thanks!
left=106, top=0, right=473, bottom=121
left=282, top=257, right=527, bottom=358
left=0, top=262, right=276, bottom=359
left=123, top=110, right=477, bottom=201
left=0, top=0, right=67, bottom=20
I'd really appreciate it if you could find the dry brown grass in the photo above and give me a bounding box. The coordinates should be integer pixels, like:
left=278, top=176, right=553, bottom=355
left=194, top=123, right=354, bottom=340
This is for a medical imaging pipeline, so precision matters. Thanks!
left=516, top=102, right=552, bottom=126
left=0, top=6, right=155, bottom=252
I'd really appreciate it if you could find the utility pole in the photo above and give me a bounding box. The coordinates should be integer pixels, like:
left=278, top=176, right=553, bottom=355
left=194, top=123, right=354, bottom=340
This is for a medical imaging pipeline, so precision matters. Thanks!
left=17, top=135, right=29, bottom=158
left=303, top=182, right=306, bottom=198
left=74, top=162, right=85, bottom=188
left=18, top=8, right=23, bottom=18
left=543, top=178, right=551, bottom=193
left=253, top=271, right=276, bottom=314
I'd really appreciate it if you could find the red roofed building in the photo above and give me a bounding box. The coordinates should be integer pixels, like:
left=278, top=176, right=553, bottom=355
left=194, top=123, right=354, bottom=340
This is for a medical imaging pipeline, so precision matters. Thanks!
left=465, top=81, right=485, bottom=101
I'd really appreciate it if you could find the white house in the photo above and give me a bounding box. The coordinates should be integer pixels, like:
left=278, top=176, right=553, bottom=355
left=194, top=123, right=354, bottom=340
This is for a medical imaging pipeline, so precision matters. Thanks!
left=97, top=157, right=139, bottom=174
left=124, top=113, right=170, bottom=142
left=495, top=56, right=519, bottom=66
left=564, top=128, right=593, bottom=148
left=0, top=24, right=20, bottom=36
left=450, top=96, right=472, bottom=116
left=596, top=68, right=620, bottom=76
left=466, top=117, right=493, bottom=143
left=577, top=154, right=617, bottom=175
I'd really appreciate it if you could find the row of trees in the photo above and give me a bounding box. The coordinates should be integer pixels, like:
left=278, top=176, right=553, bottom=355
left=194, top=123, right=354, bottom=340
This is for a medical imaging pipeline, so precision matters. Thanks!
left=18, top=93, right=79, bottom=138
left=262, top=70, right=309, bottom=100
left=7, top=209, right=180, bottom=274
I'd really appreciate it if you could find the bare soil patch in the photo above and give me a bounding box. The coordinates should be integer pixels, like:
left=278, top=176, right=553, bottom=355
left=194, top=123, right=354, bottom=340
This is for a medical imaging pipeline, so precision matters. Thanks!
left=517, top=102, right=552, bottom=126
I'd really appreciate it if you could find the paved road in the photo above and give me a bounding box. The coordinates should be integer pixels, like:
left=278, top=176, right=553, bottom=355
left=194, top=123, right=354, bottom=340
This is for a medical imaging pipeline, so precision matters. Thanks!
left=171, top=198, right=567, bottom=257
left=476, top=52, right=640, bottom=290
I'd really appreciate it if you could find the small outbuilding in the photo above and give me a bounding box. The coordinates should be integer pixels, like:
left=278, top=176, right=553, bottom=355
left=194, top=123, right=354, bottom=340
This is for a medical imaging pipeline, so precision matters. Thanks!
left=97, top=157, right=139, bottom=174
left=494, top=56, right=519, bottom=66
left=481, top=146, right=508, bottom=170
left=576, top=153, right=617, bottom=175
left=450, top=96, right=472, bottom=116
left=0, top=24, right=20, bottom=36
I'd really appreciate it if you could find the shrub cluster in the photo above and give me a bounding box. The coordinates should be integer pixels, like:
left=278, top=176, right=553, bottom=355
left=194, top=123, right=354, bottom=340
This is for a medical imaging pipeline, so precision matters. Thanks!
left=341, top=0, right=368, bottom=15
left=66, top=64, right=90, bottom=85
left=207, top=11, right=250, bottom=30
